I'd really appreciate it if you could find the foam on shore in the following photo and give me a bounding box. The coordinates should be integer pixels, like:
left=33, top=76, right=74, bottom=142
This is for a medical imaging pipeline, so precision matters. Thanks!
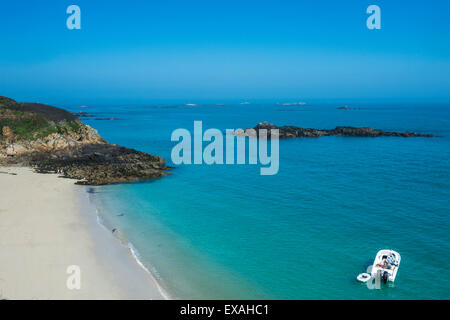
left=81, top=189, right=171, bottom=300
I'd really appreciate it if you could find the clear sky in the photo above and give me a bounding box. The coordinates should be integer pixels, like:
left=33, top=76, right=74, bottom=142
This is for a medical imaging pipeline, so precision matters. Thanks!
left=1, top=0, right=449, bottom=105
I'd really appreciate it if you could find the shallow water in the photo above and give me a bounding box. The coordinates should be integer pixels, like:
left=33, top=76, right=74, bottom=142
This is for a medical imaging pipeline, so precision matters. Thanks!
left=72, top=103, right=450, bottom=299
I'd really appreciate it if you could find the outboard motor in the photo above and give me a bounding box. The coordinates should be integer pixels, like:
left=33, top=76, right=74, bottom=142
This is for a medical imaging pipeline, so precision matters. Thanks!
left=383, top=271, right=389, bottom=284
left=376, top=270, right=382, bottom=287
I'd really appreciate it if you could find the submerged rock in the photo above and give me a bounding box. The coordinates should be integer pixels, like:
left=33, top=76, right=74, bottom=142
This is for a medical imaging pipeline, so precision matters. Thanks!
left=337, top=106, right=365, bottom=110
left=72, top=112, right=95, bottom=117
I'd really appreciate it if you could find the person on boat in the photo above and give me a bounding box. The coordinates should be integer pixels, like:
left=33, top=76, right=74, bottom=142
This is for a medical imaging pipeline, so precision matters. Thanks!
left=386, top=255, right=397, bottom=266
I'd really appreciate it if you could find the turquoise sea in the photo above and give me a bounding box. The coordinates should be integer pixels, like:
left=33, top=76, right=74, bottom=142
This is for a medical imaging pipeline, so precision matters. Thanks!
left=69, top=103, right=450, bottom=299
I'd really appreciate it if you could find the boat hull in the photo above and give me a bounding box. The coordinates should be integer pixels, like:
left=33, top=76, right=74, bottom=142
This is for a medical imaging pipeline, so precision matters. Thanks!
left=370, top=249, right=401, bottom=282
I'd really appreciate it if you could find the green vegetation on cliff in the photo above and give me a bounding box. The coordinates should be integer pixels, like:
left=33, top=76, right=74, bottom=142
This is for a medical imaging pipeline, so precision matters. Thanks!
left=0, top=96, right=169, bottom=185
left=0, top=96, right=81, bottom=141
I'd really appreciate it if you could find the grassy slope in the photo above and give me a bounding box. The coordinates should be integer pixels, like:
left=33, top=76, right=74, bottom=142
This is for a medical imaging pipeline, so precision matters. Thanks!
left=0, top=97, right=81, bottom=141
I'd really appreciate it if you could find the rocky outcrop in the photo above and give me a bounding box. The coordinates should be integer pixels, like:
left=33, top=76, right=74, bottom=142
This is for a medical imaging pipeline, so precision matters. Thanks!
left=1, top=96, right=170, bottom=185
left=0, top=124, right=105, bottom=157
left=1, top=142, right=170, bottom=186
left=72, top=112, right=95, bottom=117
left=1, top=126, right=14, bottom=144
left=231, top=122, right=434, bottom=139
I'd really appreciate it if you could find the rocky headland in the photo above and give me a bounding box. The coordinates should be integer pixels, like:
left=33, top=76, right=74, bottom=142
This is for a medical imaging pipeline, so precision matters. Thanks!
left=231, top=121, right=434, bottom=139
left=0, top=96, right=170, bottom=185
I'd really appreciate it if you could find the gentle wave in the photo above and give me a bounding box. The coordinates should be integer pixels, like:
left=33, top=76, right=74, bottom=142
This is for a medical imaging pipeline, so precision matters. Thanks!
left=84, top=188, right=172, bottom=300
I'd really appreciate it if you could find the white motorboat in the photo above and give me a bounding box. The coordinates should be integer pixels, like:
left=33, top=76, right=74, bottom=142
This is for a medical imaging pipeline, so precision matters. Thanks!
left=357, top=249, right=401, bottom=284
left=370, top=249, right=401, bottom=283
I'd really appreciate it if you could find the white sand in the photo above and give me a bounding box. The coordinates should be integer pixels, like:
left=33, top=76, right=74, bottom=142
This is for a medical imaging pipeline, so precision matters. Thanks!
left=0, top=167, right=168, bottom=300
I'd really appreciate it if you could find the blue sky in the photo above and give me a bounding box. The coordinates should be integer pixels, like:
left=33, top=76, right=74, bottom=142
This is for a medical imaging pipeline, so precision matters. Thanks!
left=1, top=0, right=449, bottom=105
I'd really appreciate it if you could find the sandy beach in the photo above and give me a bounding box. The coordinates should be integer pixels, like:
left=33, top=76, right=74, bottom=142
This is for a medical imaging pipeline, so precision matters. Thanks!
left=0, top=167, right=168, bottom=300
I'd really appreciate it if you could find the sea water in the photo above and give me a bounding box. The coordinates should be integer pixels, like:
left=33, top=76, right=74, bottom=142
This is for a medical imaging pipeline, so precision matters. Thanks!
left=68, top=103, right=450, bottom=299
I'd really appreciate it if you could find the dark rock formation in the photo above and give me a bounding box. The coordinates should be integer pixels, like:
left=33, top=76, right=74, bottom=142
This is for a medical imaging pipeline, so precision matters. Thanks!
left=1, top=143, right=170, bottom=185
left=1, top=96, right=171, bottom=185
left=231, top=122, right=434, bottom=139
left=72, top=112, right=95, bottom=117
left=337, top=106, right=365, bottom=110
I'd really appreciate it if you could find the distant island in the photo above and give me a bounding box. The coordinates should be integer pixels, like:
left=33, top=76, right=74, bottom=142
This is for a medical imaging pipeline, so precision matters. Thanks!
left=231, top=121, right=434, bottom=138
left=0, top=96, right=170, bottom=185
left=71, top=112, right=121, bottom=121
left=278, top=102, right=307, bottom=106
left=337, top=106, right=365, bottom=110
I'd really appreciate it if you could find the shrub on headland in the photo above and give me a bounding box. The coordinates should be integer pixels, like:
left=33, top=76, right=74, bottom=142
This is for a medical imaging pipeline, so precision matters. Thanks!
left=0, top=96, right=81, bottom=141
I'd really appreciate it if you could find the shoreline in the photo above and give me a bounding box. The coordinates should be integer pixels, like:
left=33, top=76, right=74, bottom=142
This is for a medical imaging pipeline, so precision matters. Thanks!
left=79, top=187, right=171, bottom=300
left=0, top=166, right=169, bottom=300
